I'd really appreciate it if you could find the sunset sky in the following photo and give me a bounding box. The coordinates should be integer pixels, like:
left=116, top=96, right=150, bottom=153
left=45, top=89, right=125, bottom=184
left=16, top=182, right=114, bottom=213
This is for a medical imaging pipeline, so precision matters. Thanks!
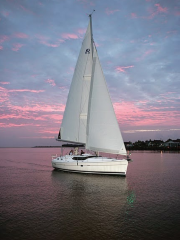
left=0, top=0, right=180, bottom=147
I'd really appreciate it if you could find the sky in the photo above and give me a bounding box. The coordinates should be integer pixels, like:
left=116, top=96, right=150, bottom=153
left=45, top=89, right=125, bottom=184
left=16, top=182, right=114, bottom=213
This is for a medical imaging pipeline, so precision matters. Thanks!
left=0, top=0, right=180, bottom=147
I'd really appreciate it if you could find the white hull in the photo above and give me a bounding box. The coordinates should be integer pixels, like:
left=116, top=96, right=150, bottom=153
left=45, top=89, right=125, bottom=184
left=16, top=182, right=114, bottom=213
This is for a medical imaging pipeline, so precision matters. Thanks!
left=52, top=155, right=128, bottom=176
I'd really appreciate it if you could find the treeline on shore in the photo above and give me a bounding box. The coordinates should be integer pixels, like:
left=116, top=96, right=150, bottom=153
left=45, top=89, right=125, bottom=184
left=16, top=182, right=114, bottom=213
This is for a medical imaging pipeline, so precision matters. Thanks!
left=125, top=139, right=180, bottom=151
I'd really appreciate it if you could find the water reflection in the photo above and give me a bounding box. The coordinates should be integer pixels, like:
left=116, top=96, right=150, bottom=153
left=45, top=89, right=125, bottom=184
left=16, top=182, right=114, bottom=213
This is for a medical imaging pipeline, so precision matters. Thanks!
left=2, top=149, right=179, bottom=240
left=51, top=171, right=133, bottom=239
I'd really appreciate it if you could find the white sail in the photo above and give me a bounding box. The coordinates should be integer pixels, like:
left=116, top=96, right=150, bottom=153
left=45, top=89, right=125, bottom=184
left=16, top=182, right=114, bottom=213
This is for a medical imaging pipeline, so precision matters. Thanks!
left=52, top=15, right=128, bottom=176
left=60, top=22, right=93, bottom=144
left=86, top=47, right=127, bottom=155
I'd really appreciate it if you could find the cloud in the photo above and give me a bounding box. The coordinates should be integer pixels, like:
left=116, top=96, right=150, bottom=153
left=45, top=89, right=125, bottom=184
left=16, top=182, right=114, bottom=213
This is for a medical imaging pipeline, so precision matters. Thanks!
left=105, top=8, right=120, bottom=15
left=12, top=43, right=24, bottom=51
left=131, top=13, right=137, bottom=18
left=146, top=3, right=168, bottom=19
left=0, top=86, right=44, bottom=94
left=123, top=129, right=180, bottom=134
left=0, top=35, right=9, bottom=44
left=0, top=82, right=10, bottom=84
left=115, top=66, right=134, bottom=73
left=40, top=41, right=59, bottom=47
left=0, top=123, right=39, bottom=128
left=175, top=11, right=180, bottom=16
left=155, top=4, right=168, bottom=13
left=19, top=4, right=35, bottom=15
left=61, top=33, right=79, bottom=40
left=77, top=28, right=86, bottom=35
left=1, top=11, right=10, bottom=17
left=19, top=136, right=54, bottom=139
left=113, top=100, right=180, bottom=128
left=36, top=34, right=63, bottom=47
left=45, top=79, right=56, bottom=87
left=123, top=129, right=162, bottom=133
left=13, top=32, right=29, bottom=38
left=8, top=89, right=44, bottom=93
left=136, top=49, right=154, bottom=61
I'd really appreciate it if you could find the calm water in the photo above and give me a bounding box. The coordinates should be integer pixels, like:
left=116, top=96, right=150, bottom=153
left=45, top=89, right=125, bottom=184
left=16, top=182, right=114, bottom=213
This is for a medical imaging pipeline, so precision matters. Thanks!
left=0, top=148, right=180, bottom=240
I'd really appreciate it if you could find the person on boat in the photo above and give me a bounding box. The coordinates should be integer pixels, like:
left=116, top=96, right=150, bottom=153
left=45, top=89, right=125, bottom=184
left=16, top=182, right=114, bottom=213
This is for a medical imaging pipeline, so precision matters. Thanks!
left=69, top=149, right=73, bottom=155
left=74, top=147, right=79, bottom=155
left=81, top=150, right=85, bottom=155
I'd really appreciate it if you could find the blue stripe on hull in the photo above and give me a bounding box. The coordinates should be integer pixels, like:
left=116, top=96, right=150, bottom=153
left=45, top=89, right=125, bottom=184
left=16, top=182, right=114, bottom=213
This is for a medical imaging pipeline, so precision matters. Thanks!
left=53, top=167, right=126, bottom=176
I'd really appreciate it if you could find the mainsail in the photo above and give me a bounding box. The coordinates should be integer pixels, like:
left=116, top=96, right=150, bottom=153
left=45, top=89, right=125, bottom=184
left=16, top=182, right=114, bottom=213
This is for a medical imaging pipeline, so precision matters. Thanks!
left=60, top=22, right=93, bottom=144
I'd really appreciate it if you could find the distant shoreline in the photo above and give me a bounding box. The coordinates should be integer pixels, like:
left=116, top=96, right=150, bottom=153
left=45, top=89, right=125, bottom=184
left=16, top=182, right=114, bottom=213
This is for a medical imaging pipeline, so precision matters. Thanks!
left=0, top=146, right=179, bottom=152
left=34, top=146, right=179, bottom=151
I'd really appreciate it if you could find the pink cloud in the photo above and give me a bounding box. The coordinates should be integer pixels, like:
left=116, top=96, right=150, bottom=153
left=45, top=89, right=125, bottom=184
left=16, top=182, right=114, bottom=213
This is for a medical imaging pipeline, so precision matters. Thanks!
left=115, top=65, right=134, bottom=73
left=136, top=49, right=154, bottom=61
left=145, top=49, right=154, bottom=55
left=77, top=28, right=86, bottom=35
left=40, top=41, right=59, bottom=47
left=0, top=82, right=10, bottom=84
left=131, top=13, right=137, bottom=18
left=20, top=4, right=35, bottom=15
left=61, top=33, right=79, bottom=39
left=8, top=89, right=44, bottom=93
left=1, top=11, right=10, bottom=17
left=0, top=123, right=37, bottom=128
left=36, top=35, right=62, bottom=47
left=8, top=104, right=64, bottom=113
left=13, top=32, right=29, bottom=38
left=113, top=101, right=180, bottom=127
left=0, top=87, right=9, bottom=103
left=105, top=8, right=120, bottom=15
left=38, top=129, right=58, bottom=134
left=61, top=28, right=89, bottom=40
left=31, top=74, right=38, bottom=78
left=0, top=86, right=44, bottom=94
left=175, top=11, right=180, bottom=16
left=66, top=67, right=75, bottom=75
left=155, top=4, right=168, bottom=13
left=21, top=136, right=55, bottom=139
left=0, top=46, right=3, bottom=50
left=58, top=39, right=65, bottom=43
left=166, top=30, right=177, bottom=38
left=12, top=43, right=24, bottom=51
left=146, top=4, right=168, bottom=19
left=0, top=35, right=9, bottom=44
left=0, top=99, right=65, bottom=130
left=45, top=79, right=56, bottom=87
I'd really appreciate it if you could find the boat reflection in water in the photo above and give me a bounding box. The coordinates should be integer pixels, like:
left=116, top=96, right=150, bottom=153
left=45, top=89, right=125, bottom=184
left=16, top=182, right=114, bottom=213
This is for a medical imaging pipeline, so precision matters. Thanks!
left=51, top=170, right=135, bottom=239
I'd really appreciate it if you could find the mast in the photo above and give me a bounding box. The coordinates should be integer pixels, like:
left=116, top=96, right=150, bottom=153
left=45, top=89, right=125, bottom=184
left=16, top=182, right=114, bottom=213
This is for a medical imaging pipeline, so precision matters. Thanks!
left=89, top=10, right=95, bottom=58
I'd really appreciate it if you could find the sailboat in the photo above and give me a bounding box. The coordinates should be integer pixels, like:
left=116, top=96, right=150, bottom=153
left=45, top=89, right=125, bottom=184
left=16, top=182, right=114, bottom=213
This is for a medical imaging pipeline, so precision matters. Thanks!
left=52, top=13, right=128, bottom=176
